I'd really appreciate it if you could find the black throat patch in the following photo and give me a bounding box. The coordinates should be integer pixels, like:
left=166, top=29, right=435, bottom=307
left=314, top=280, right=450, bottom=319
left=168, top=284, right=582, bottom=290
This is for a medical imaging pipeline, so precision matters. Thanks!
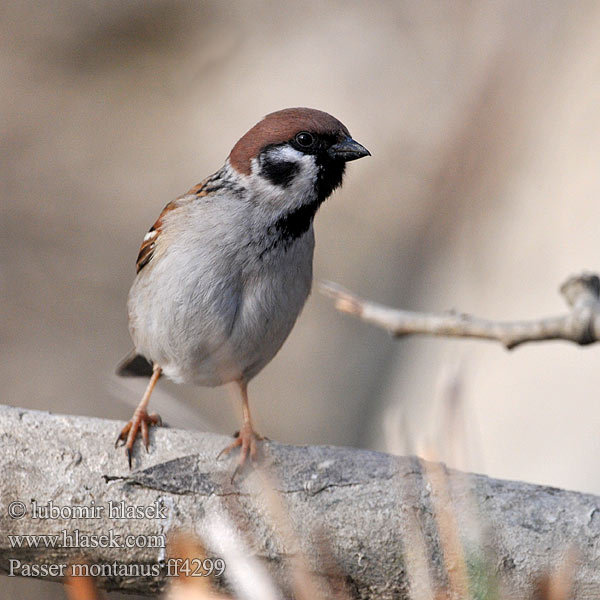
left=257, top=141, right=347, bottom=257
left=271, top=200, right=320, bottom=242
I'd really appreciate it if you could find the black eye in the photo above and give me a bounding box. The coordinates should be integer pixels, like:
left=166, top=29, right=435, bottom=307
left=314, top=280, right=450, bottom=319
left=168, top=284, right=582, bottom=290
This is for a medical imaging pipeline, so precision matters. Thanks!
left=295, top=132, right=315, bottom=148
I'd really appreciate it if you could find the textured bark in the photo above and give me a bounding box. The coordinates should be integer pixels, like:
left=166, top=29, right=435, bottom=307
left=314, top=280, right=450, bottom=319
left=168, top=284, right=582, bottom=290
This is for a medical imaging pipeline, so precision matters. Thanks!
left=1, top=404, right=599, bottom=598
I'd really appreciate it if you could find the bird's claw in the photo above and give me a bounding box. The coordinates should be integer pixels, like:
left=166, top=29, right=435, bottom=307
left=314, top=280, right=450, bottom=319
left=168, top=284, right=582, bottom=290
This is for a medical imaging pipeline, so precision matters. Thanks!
left=217, top=425, right=263, bottom=482
left=115, top=410, right=162, bottom=468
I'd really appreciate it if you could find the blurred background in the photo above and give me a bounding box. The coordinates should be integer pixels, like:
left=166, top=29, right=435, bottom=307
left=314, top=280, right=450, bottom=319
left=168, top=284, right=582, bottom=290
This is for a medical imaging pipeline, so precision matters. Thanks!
left=3, top=0, right=600, bottom=597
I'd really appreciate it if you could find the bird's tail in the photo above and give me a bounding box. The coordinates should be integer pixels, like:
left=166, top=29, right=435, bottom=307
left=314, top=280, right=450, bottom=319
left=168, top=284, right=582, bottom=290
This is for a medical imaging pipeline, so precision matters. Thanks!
left=115, top=351, right=154, bottom=377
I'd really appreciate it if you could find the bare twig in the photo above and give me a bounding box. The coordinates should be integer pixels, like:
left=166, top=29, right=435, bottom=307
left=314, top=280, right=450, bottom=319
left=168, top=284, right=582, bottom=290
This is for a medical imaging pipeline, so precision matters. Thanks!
left=320, top=273, right=600, bottom=349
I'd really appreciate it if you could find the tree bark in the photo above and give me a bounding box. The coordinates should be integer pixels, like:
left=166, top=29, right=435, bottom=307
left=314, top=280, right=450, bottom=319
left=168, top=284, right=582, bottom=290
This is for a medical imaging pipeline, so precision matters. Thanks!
left=1, top=404, right=599, bottom=598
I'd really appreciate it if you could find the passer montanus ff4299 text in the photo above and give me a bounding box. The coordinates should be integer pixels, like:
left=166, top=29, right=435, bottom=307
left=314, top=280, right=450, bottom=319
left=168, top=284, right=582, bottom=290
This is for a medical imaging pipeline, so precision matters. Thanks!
left=116, top=107, right=370, bottom=472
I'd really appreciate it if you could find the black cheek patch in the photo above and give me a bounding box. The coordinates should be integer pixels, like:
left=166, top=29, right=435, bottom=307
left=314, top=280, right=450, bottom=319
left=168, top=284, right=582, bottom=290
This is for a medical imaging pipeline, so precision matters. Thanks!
left=260, top=158, right=300, bottom=188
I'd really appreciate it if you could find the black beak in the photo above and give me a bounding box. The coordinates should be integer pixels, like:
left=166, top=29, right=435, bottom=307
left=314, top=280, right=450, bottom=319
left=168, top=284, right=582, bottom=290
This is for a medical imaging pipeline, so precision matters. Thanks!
left=328, top=137, right=371, bottom=162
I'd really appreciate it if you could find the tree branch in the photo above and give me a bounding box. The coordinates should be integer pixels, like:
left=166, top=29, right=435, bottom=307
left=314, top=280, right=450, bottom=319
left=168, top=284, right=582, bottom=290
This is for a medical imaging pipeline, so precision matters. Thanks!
left=2, top=404, right=600, bottom=598
left=320, top=273, right=600, bottom=349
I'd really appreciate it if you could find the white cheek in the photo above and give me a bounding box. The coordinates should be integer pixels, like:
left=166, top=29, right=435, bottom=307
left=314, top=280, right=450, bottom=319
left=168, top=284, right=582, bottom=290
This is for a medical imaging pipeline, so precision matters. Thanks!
left=248, top=149, right=318, bottom=211
left=290, top=154, right=319, bottom=193
left=271, top=145, right=304, bottom=162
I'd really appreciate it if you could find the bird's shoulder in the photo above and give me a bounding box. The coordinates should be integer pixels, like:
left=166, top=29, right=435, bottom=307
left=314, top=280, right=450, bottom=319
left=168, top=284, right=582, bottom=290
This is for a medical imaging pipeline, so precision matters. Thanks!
left=135, top=172, right=228, bottom=274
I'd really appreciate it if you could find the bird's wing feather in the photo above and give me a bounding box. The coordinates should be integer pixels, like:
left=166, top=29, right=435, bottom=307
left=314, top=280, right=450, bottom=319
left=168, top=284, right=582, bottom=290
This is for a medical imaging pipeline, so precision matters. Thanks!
left=135, top=200, right=178, bottom=273
left=135, top=179, right=214, bottom=274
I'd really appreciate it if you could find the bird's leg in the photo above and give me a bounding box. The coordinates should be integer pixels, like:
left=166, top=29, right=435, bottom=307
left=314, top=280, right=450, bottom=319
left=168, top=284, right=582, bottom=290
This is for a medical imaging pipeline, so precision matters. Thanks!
left=218, top=380, right=263, bottom=476
left=115, top=363, right=162, bottom=468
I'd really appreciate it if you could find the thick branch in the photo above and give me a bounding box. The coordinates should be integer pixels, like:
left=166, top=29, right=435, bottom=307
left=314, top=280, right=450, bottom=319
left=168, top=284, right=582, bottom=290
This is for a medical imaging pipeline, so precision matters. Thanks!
left=320, top=273, right=600, bottom=349
left=1, top=405, right=600, bottom=598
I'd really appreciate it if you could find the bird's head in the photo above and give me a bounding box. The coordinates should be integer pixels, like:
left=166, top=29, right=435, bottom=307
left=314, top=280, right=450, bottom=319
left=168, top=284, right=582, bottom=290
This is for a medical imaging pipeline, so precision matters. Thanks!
left=229, top=108, right=370, bottom=211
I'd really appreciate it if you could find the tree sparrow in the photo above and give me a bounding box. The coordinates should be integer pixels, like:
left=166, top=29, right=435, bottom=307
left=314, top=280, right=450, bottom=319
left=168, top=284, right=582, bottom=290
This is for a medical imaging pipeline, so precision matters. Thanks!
left=116, top=108, right=370, bottom=472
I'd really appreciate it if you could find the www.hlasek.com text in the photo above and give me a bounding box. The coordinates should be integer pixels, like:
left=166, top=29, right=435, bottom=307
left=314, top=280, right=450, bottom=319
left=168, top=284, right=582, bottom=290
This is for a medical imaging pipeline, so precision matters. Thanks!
left=8, top=529, right=165, bottom=549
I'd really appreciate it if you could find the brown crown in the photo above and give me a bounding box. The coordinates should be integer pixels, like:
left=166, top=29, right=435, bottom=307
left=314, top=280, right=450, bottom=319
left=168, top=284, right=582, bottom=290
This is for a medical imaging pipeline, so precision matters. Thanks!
left=229, top=108, right=351, bottom=175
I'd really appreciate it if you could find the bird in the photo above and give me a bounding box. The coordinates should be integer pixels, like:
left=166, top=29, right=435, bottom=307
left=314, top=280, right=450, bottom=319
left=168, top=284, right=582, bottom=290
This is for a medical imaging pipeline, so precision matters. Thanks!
left=115, top=107, right=370, bottom=472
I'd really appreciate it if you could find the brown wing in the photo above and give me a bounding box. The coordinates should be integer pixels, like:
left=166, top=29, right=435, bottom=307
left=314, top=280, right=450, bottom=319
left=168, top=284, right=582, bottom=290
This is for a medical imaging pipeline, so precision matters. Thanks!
left=135, top=200, right=177, bottom=273
left=135, top=177, right=216, bottom=273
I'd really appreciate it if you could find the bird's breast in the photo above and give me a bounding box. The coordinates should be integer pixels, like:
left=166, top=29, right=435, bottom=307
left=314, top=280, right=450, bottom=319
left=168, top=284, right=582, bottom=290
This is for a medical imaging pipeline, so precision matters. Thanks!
left=227, top=229, right=315, bottom=381
left=128, top=222, right=314, bottom=386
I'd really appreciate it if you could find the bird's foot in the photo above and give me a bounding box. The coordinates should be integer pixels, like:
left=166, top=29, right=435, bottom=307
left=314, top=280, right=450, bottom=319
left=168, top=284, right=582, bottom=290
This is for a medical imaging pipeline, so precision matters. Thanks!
left=218, top=424, right=264, bottom=481
left=115, top=409, right=162, bottom=468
